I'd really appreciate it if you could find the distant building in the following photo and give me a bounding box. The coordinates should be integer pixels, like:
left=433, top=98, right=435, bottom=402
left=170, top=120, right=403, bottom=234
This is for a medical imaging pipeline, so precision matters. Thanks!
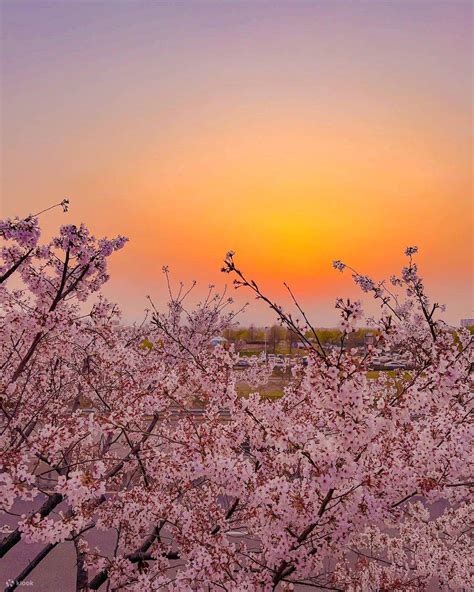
left=209, top=336, right=228, bottom=347
left=364, top=333, right=376, bottom=348
left=460, top=318, right=474, bottom=328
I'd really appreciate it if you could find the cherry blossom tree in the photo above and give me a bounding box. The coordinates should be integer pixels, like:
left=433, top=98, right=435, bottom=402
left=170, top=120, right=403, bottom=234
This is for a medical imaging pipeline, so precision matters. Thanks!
left=1, top=208, right=472, bottom=591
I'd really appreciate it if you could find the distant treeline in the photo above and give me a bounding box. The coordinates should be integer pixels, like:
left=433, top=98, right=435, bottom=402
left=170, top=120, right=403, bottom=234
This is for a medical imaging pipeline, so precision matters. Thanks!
left=222, top=325, right=376, bottom=351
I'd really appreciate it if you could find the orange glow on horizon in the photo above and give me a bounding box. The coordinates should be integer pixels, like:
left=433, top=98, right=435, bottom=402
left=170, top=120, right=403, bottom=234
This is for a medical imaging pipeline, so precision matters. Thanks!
left=1, top=2, right=472, bottom=325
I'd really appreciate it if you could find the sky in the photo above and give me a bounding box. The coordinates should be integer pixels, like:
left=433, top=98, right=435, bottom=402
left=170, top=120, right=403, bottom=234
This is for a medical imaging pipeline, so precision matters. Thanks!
left=1, top=0, right=472, bottom=326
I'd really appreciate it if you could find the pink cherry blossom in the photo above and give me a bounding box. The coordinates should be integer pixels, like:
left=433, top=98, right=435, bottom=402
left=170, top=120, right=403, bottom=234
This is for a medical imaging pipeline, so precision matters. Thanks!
left=1, top=212, right=472, bottom=591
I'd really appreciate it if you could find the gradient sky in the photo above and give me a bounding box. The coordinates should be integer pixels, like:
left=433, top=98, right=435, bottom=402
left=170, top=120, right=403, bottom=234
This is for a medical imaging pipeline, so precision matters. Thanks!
left=1, top=1, right=472, bottom=326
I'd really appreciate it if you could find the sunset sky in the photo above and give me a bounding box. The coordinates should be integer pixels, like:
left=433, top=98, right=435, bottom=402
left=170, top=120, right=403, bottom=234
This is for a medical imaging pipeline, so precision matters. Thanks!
left=1, top=1, right=472, bottom=326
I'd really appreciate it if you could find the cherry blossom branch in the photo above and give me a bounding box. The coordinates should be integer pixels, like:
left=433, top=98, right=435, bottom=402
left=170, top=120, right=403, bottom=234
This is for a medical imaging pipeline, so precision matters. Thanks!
left=0, top=492, right=63, bottom=558
left=74, top=535, right=89, bottom=592
left=30, top=199, right=69, bottom=218
left=88, top=524, right=178, bottom=590
left=0, top=248, right=34, bottom=285
left=0, top=413, right=160, bottom=559
left=222, top=252, right=328, bottom=364
left=272, top=489, right=335, bottom=588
